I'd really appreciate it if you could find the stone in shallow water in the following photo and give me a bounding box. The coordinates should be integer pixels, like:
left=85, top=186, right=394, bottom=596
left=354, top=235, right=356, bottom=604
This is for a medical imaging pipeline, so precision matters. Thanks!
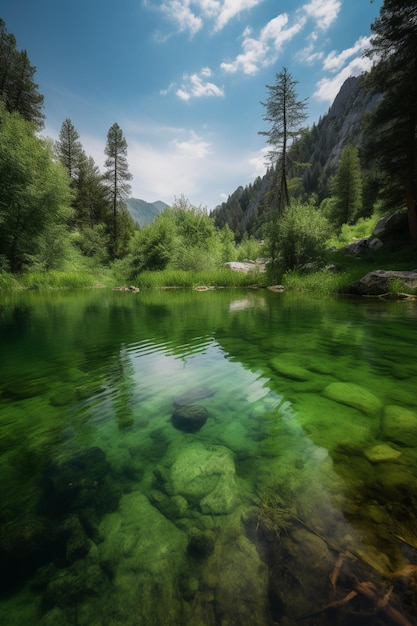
left=171, top=404, right=209, bottom=433
left=173, top=387, right=214, bottom=407
left=269, top=357, right=311, bottom=381
left=322, top=382, right=382, bottom=416
left=364, top=443, right=401, bottom=464
left=166, top=443, right=238, bottom=514
left=383, top=405, right=417, bottom=447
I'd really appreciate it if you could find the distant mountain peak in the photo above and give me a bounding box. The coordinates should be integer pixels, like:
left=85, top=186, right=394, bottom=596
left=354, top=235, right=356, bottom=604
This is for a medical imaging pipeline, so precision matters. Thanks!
left=127, top=198, right=168, bottom=226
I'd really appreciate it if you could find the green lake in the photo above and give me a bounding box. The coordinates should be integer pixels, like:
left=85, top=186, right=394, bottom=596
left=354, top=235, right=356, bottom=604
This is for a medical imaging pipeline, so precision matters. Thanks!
left=1, top=288, right=417, bottom=625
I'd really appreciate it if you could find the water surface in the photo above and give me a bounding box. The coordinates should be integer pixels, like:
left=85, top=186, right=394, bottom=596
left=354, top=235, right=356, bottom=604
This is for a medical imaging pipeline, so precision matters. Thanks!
left=1, top=288, right=417, bottom=625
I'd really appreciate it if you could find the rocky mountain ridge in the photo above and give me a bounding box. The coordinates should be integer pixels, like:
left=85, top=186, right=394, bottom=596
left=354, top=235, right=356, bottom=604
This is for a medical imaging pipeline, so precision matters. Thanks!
left=211, top=75, right=381, bottom=240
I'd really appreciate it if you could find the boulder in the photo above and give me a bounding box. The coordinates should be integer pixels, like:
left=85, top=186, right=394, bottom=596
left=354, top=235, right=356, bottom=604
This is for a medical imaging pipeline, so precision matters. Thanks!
left=364, top=443, right=402, bottom=464
left=42, top=447, right=119, bottom=518
left=344, top=237, right=383, bottom=255
left=347, top=269, right=417, bottom=296
left=269, top=357, right=312, bottom=382
left=372, top=211, right=408, bottom=238
left=323, top=382, right=382, bottom=417
left=223, top=260, right=266, bottom=273
left=166, top=443, right=238, bottom=514
left=171, top=404, right=209, bottom=433
left=383, top=405, right=417, bottom=447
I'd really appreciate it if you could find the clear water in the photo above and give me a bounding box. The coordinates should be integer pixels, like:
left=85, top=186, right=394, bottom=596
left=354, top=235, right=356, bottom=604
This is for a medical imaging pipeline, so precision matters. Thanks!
left=1, top=288, right=417, bottom=625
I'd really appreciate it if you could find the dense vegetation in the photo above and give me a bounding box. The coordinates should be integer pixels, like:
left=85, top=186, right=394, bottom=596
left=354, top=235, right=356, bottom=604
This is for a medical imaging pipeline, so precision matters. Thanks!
left=1, top=1, right=416, bottom=292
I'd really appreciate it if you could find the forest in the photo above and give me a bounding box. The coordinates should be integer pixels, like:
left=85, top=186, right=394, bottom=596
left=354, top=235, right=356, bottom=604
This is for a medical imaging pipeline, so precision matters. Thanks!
left=0, top=0, right=416, bottom=292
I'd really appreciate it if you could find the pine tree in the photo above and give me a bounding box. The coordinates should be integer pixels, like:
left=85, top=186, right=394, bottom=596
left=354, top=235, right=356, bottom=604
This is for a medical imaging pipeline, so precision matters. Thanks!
left=104, top=123, right=132, bottom=257
left=56, top=119, right=85, bottom=182
left=332, top=145, right=363, bottom=229
left=364, top=0, right=417, bottom=240
left=0, top=19, right=44, bottom=128
left=259, top=67, right=308, bottom=214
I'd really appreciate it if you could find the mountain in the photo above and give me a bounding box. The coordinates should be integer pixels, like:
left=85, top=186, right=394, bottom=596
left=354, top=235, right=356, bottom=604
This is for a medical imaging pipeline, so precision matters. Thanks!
left=127, top=198, right=168, bottom=226
left=210, top=75, right=381, bottom=241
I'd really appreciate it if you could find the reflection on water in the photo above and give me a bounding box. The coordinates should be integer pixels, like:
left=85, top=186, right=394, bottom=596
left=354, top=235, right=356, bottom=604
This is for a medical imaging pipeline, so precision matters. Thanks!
left=1, top=289, right=417, bottom=625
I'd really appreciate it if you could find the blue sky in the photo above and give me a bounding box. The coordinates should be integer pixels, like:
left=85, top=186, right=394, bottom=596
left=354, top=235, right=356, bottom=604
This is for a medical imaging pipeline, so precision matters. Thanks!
left=2, top=0, right=382, bottom=210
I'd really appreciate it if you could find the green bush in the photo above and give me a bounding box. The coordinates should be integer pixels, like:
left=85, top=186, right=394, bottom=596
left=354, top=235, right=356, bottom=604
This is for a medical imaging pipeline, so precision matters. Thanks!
left=267, top=202, right=331, bottom=273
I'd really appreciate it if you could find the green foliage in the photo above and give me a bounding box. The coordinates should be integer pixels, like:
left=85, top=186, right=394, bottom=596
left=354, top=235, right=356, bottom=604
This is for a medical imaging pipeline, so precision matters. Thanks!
left=19, top=271, right=95, bottom=290
left=128, top=213, right=176, bottom=276
left=72, top=224, right=110, bottom=265
left=0, top=19, right=44, bottom=127
left=364, top=0, right=417, bottom=240
left=266, top=202, right=330, bottom=273
left=136, top=268, right=267, bottom=289
left=326, top=215, right=379, bottom=248
left=128, top=197, right=240, bottom=278
left=236, top=236, right=264, bottom=262
left=330, top=145, right=363, bottom=229
left=0, top=104, right=73, bottom=272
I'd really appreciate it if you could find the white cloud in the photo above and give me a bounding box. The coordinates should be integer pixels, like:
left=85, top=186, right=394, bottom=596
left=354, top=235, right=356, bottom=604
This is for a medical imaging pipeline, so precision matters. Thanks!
left=160, top=0, right=203, bottom=36
left=302, top=0, right=341, bottom=31
left=173, top=129, right=211, bottom=157
left=221, top=14, right=306, bottom=75
left=215, top=0, right=262, bottom=31
left=322, top=35, right=371, bottom=72
left=314, top=54, right=373, bottom=103
left=176, top=67, right=224, bottom=100
left=155, top=0, right=263, bottom=36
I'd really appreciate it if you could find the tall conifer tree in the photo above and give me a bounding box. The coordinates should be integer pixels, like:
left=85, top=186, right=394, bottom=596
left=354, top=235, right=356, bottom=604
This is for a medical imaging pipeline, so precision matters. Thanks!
left=332, top=145, right=363, bottom=229
left=365, top=0, right=417, bottom=240
left=104, top=123, right=132, bottom=257
left=0, top=19, right=44, bottom=128
left=259, top=67, right=307, bottom=214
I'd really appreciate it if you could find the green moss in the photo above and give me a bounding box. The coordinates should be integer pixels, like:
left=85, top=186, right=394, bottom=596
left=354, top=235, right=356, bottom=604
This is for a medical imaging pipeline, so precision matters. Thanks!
left=323, top=382, right=383, bottom=416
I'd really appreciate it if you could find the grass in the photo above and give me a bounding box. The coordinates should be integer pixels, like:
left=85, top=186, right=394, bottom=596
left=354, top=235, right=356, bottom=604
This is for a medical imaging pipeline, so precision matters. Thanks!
left=15, top=271, right=97, bottom=290
left=135, top=267, right=268, bottom=289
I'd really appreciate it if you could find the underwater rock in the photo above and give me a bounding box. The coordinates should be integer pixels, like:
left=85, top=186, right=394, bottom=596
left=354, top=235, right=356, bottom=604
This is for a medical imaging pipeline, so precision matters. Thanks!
left=364, top=443, right=402, bottom=464
left=187, top=527, right=215, bottom=558
left=171, top=404, right=209, bottom=433
left=269, top=357, right=311, bottom=381
left=173, top=387, right=215, bottom=407
left=42, top=446, right=117, bottom=518
left=323, top=382, right=382, bottom=416
left=61, top=514, right=92, bottom=563
left=202, top=531, right=270, bottom=625
left=166, top=443, right=238, bottom=514
left=0, top=514, right=56, bottom=590
left=98, top=491, right=187, bottom=620
left=43, top=558, right=108, bottom=610
left=148, top=489, right=188, bottom=520
left=383, top=405, right=417, bottom=447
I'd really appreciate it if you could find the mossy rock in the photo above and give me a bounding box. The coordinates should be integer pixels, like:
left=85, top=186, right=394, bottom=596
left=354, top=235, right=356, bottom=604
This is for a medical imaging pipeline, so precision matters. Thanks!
left=364, top=443, right=402, bottom=464
left=171, top=404, right=209, bottom=433
left=269, top=357, right=312, bottom=382
left=322, top=382, right=382, bottom=416
left=383, top=405, right=417, bottom=447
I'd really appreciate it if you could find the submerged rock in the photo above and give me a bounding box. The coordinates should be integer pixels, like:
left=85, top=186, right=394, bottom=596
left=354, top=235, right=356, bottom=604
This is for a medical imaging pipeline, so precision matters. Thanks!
left=0, top=514, right=56, bottom=591
left=41, top=446, right=119, bottom=521
left=269, top=358, right=311, bottom=381
left=383, top=405, right=417, bottom=447
left=323, top=382, right=382, bottom=417
left=171, top=404, right=209, bottom=433
left=173, top=387, right=214, bottom=407
left=166, top=443, right=238, bottom=515
left=364, top=443, right=402, bottom=464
